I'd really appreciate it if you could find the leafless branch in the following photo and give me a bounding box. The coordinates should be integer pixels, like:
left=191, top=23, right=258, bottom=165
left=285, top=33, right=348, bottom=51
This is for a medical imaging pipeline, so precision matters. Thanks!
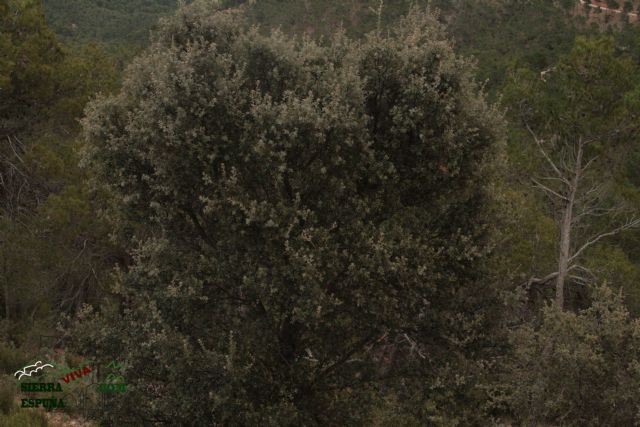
left=525, top=271, right=559, bottom=287
left=6, top=136, right=25, bottom=165
left=582, top=155, right=599, bottom=173
left=401, top=333, right=426, bottom=359
left=570, top=275, right=590, bottom=285
left=532, top=177, right=568, bottom=201
left=573, top=205, right=620, bottom=224
left=582, top=182, right=604, bottom=199
left=570, top=217, right=640, bottom=263
left=525, top=122, right=570, bottom=185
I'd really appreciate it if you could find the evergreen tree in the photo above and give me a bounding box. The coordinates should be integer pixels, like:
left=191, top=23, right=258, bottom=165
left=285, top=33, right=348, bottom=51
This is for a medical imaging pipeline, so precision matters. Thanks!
left=507, top=284, right=640, bottom=425
left=0, top=0, right=120, bottom=341
left=78, top=1, right=503, bottom=424
left=503, top=36, right=640, bottom=311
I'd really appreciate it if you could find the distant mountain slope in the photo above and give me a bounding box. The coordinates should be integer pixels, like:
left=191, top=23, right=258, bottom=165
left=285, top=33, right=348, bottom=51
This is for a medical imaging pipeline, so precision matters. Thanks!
left=221, top=0, right=576, bottom=87
left=574, top=0, right=640, bottom=26
left=441, top=0, right=578, bottom=89
left=40, top=0, right=584, bottom=90
left=229, top=0, right=428, bottom=38
left=42, top=0, right=180, bottom=44
left=41, top=0, right=401, bottom=44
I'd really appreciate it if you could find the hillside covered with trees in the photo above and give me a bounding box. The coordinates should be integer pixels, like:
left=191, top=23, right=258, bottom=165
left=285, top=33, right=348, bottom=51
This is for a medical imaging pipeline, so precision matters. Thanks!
left=3, top=0, right=640, bottom=425
left=42, top=0, right=180, bottom=44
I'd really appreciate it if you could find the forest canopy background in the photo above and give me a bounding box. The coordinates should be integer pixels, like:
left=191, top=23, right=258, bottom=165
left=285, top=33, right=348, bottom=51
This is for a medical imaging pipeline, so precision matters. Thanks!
left=3, top=0, right=640, bottom=426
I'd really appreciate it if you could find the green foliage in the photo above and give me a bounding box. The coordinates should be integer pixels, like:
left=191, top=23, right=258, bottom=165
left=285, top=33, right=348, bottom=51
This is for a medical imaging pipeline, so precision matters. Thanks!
left=607, top=0, right=621, bottom=8
left=583, top=245, right=640, bottom=313
left=0, top=377, right=15, bottom=415
left=433, top=0, right=578, bottom=92
left=0, top=0, right=118, bottom=135
left=39, top=0, right=585, bottom=96
left=78, top=1, right=503, bottom=424
left=493, top=186, right=558, bottom=304
left=501, top=36, right=640, bottom=310
left=233, top=0, right=430, bottom=38
left=0, top=0, right=123, bottom=349
left=42, top=0, right=182, bottom=45
left=0, top=341, right=28, bottom=374
left=220, top=0, right=582, bottom=94
left=0, top=409, right=48, bottom=427
left=505, top=36, right=639, bottom=144
left=6, top=0, right=640, bottom=424
left=625, top=0, right=633, bottom=12
left=367, top=394, right=422, bottom=427
left=0, top=373, right=50, bottom=425
left=507, top=284, right=640, bottom=426
left=0, top=0, right=65, bottom=137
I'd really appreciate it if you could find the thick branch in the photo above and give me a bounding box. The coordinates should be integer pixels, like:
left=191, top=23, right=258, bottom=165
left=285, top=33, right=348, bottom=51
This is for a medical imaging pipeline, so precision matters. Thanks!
left=182, top=206, right=216, bottom=248
left=312, top=332, right=379, bottom=385
left=525, top=265, right=581, bottom=287
left=525, top=271, right=559, bottom=287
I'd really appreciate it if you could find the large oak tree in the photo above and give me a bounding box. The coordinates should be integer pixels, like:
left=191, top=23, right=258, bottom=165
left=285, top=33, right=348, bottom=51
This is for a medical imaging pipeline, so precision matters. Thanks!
left=78, top=1, right=503, bottom=424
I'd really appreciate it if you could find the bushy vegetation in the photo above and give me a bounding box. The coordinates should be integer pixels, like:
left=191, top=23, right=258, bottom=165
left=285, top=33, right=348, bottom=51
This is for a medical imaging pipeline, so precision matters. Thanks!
left=76, top=3, right=502, bottom=424
left=5, top=0, right=640, bottom=425
left=42, top=0, right=181, bottom=45
left=40, top=0, right=579, bottom=90
left=507, top=284, right=640, bottom=425
left=0, top=0, right=123, bottom=347
left=0, top=376, right=16, bottom=415
left=0, top=410, right=48, bottom=427
left=0, top=374, right=48, bottom=426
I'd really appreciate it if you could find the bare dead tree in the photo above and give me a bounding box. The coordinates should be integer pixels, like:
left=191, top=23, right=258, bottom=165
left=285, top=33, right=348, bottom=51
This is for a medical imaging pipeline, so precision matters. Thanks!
left=524, top=123, right=640, bottom=310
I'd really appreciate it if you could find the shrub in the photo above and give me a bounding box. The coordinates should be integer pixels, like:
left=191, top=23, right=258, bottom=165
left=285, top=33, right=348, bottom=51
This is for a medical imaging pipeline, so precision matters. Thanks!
left=0, top=409, right=48, bottom=427
left=78, top=0, right=503, bottom=424
left=0, top=342, right=28, bottom=375
left=0, top=377, right=15, bottom=415
left=506, top=284, right=640, bottom=426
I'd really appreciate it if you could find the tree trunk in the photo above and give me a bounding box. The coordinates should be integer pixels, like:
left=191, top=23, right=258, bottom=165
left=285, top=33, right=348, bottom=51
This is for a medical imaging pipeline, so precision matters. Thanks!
left=557, top=205, right=572, bottom=310
left=2, top=256, right=8, bottom=321
left=3, top=284, right=8, bottom=321
left=556, top=140, right=583, bottom=310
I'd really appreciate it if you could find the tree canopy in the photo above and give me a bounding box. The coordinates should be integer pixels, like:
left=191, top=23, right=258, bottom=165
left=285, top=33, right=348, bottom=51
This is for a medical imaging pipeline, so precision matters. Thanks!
left=4, top=0, right=640, bottom=425
left=78, top=1, right=503, bottom=424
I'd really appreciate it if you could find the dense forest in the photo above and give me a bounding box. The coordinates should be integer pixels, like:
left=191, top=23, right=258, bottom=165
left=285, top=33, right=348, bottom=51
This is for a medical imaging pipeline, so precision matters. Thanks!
left=42, top=0, right=179, bottom=45
left=4, top=0, right=640, bottom=425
